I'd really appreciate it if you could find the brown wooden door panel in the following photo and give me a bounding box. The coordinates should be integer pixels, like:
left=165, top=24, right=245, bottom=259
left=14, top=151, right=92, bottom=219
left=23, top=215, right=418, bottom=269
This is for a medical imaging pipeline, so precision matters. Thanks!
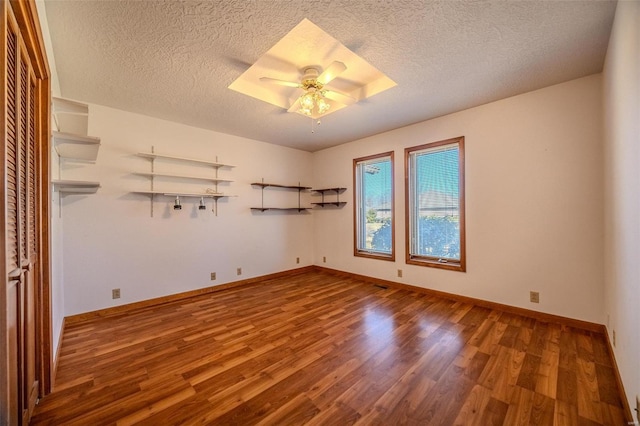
left=26, top=68, right=40, bottom=419
left=6, top=277, right=21, bottom=426
left=5, top=5, right=41, bottom=423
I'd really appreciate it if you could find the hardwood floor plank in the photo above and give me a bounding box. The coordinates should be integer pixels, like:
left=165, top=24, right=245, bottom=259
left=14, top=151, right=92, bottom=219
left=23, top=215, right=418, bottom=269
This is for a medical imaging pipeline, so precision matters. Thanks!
left=576, top=331, right=596, bottom=362
left=555, top=399, right=579, bottom=426
left=529, top=392, right=555, bottom=425
left=498, top=324, right=520, bottom=348
left=489, top=347, right=526, bottom=403
left=576, top=358, right=604, bottom=423
left=535, top=349, right=559, bottom=399
left=595, top=363, right=623, bottom=406
left=503, top=386, right=535, bottom=425
left=557, top=366, right=579, bottom=404
left=479, top=397, right=509, bottom=425
left=516, top=352, right=542, bottom=391
left=410, top=363, right=476, bottom=425
left=30, top=270, right=627, bottom=425
left=452, top=384, right=493, bottom=426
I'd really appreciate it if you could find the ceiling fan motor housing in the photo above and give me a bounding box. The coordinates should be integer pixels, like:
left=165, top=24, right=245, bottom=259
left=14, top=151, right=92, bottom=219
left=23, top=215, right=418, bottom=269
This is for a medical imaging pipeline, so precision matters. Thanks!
left=301, top=67, right=323, bottom=90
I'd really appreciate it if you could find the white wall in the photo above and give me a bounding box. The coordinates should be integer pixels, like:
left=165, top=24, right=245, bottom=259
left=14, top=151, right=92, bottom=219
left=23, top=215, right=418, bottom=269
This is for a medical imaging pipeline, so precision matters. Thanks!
left=603, top=0, right=640, bottom=415
left=59, top=105, right=314, bottom=316
left=314, top=74, right=604, bottom=324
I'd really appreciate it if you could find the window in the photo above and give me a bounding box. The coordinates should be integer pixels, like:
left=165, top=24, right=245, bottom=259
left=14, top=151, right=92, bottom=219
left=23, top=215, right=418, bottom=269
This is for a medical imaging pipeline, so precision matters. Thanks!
left=405, top=137, right=465, bottom=271
left=353, top=152, right=394, bottom=260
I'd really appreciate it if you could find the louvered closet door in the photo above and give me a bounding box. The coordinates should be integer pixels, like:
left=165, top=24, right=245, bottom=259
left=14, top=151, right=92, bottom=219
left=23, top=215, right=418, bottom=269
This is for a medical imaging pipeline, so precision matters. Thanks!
left=5, top=7, right=40, bottom=424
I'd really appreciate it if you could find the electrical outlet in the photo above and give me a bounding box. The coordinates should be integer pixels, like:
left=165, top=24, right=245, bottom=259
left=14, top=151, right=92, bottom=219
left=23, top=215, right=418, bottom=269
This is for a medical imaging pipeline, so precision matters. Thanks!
left=323, top=256, right=326, bottom=263
left=296, top=257, right=300, bottom=264
left=530, top=291, right=539, bottom=303
left=397, top=269, right=402, bottom=278
left=210, top=272, right=216, bottom=280
left=112, top=288, right=120, bottom=299
left=237, top=267, right=242, bottom=276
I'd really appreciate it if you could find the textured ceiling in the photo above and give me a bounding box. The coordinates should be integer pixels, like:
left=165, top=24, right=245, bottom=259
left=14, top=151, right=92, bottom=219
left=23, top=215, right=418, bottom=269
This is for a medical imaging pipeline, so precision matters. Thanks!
left=44, top=0, right=616, bottom=152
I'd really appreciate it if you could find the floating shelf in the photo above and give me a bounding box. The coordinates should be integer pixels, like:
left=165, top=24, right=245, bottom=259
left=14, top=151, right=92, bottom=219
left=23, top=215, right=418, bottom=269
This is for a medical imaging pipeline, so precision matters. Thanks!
left=137, top=152, right=234, bottom=169
left=251, top=180, right=311, bottom=212
left=52, top=179, right=101, bottom=194
left=311, top=187, right=347, bottom=208
left=53, top=131, right=101, bottom=162
left=133, top=171, right=233, bottom=183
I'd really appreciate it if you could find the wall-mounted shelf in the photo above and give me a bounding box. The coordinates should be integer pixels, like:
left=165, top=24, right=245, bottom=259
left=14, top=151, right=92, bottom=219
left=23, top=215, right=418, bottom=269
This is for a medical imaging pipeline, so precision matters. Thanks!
left=132, top=171, right=232, bottom=183
left=52, top=96, right=89, bottom=135
left=52, top=98, right=101, bottom=202
left=132, top=190, right=229, bottom=199
left=53, top=131, right=100, bottom=162
left=251, top=180, right=311, bottom=212
left=250, top=207, right=310, bottom=212
left=52, top=179, right=101, bottom=194
left=137, top=152, right=234, bottom=169
left=311, top=187, right=347, bottom=208
left=133, top=148, right=234, bottom=217
left=251, top=183, right=311, bottom=190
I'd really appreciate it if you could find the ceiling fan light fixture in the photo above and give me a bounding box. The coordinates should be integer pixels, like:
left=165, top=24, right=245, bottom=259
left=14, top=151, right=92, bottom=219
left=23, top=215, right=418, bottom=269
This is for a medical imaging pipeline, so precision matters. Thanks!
left=317, top=96, right=330, bottom=114
left=298, top=89, right=331, bottom=117
left=301, top=92, right=315, bottom=110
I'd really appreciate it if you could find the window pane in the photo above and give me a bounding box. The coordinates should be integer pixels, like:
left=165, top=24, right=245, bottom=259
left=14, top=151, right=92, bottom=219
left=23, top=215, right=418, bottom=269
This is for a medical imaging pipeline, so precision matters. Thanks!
left=413, top=146, right=460, bottom=260
left=354, top=153, right=394, bottom=259
left=406, top=137, right=465, bottom=271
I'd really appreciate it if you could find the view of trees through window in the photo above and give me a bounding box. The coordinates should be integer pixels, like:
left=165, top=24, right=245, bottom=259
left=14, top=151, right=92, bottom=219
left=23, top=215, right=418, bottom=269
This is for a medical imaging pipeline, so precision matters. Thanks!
left=354, top=153, right=393, bottom=258
left=411, top=145, right=460, bottom=260
left=406, top=137, right=465, bottom=270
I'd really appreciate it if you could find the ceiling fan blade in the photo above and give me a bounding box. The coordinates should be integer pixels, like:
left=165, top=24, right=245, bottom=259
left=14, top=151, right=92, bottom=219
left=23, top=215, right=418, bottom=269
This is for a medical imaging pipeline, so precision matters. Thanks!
left=259, top=77, right=301, bottom=88
left=287, top=97, right=302, bottom=113
left=317, top=61, right=347, bottom=85
left=324, top=89, right=357, bottom=105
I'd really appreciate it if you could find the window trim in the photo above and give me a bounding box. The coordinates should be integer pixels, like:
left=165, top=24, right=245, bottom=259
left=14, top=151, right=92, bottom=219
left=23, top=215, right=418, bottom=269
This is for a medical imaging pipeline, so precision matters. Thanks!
left=405, top=137, right=466, bottom=272
left=353, top=151, right=395, bottom=261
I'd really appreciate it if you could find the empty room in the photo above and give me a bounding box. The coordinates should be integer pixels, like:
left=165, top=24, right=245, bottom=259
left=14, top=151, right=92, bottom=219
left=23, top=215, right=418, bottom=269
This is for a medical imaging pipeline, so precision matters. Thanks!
left=1, top=0, right=638, bottom=424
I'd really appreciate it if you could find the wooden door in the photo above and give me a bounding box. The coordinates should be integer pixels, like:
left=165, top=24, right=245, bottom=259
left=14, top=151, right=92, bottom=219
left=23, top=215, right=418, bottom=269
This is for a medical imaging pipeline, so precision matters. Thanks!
left=6, top=8, right=38, bottom=424
left=2, top=1, right=51, bottom=424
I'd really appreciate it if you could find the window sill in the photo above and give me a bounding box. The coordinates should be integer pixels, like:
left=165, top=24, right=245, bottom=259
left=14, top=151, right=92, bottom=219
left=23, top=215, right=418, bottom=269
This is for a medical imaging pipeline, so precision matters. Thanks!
left=406, top=257, right=465, bottom=272
left=355, top=250, right=395, bottom=262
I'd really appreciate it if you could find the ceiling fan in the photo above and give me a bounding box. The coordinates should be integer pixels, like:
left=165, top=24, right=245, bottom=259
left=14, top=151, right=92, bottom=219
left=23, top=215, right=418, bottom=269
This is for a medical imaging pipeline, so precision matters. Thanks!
left=259, top=61, right=356, bottom=118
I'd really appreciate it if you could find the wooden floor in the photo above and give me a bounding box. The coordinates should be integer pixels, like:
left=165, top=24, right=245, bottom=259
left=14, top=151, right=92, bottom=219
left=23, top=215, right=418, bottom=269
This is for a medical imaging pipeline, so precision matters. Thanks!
left=31, top=270, right=628, bottom=425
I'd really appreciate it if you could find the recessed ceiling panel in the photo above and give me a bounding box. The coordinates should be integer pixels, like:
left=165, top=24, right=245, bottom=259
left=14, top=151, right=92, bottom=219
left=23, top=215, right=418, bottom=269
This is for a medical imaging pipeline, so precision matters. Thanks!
left=228, top=18, right=397, bottom=118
